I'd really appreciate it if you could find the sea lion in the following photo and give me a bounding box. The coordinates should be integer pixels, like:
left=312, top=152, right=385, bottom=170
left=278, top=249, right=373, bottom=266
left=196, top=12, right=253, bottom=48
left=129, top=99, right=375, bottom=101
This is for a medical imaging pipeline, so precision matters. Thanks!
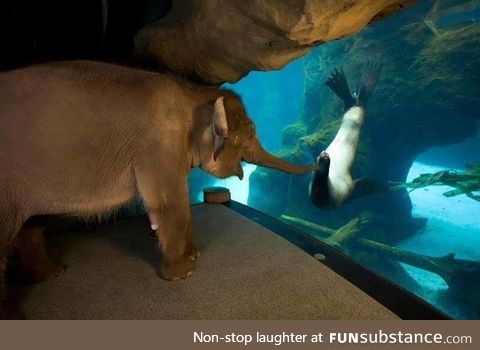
left=309, top=62, right=385, bottom=208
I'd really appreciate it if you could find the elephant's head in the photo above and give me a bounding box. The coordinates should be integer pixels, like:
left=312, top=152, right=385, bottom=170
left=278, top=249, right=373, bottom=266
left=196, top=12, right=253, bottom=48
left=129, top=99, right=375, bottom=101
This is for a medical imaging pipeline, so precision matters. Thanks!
left=197, top=92, right=315, bottom=179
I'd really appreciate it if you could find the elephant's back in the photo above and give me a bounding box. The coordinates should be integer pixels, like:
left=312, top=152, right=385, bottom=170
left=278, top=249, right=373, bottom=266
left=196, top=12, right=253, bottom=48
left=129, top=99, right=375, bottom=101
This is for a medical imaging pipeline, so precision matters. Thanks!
left=0, top=62, right=151, bottom=183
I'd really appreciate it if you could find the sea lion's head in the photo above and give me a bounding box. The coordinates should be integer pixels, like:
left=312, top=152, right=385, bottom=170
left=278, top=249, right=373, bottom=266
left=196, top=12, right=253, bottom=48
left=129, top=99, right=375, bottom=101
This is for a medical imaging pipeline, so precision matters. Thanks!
left=316, top=151, right=330, bottom=172
left=309, top=151, right=331, bottom=207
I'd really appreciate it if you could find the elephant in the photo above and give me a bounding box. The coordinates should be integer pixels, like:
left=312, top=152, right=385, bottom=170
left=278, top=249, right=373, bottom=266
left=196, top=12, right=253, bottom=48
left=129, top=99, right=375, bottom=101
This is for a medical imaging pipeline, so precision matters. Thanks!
left=0, top=60, right=314, bottom=315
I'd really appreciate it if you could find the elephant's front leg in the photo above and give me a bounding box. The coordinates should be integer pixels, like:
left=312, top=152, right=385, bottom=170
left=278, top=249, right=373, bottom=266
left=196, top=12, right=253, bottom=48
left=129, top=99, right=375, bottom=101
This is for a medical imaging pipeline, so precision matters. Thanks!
left=151, top=196, right=196, bottom=281
left=135, top=163, right=197, bottom=280
left=147, top=210, right=198, bottom=262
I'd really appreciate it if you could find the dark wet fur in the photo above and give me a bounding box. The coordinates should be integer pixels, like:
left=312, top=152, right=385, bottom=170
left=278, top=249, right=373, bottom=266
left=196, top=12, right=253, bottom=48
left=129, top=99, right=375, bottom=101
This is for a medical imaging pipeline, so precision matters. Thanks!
left=351, top=178, right=389, bottom=199
left=309, top=154, right=331, bottom=207
left=325, top=67, right=356, bottom=110
left=325, top=61, right=382, bottom=109
left=356, top=61, right=382, bottom=107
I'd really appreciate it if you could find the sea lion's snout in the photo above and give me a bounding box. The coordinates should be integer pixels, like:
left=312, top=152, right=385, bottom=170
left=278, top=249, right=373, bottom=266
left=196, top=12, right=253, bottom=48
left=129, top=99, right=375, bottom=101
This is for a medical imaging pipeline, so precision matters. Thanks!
left=316, top=151, right=330, bottom=165
left=314, top=151, right=330, bottom=177
left=309, top=150, right=331, bottom=208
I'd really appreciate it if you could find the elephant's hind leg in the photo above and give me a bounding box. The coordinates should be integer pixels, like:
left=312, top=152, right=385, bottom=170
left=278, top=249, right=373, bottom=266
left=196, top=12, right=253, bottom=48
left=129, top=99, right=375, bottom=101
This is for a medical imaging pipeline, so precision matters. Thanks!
left=0, top=202, right=26, bottom=319
left=11, top=216, right=65, bottom=284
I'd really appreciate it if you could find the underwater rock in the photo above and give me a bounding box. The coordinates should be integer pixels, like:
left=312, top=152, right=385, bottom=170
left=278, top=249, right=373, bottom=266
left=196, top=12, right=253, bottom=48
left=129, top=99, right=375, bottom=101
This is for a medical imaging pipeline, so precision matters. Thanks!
left=135, top=0, right=415, bottom=84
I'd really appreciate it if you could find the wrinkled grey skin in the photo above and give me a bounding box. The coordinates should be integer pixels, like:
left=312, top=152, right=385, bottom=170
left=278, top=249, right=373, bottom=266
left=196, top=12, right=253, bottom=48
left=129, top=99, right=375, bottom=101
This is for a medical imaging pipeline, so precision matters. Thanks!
left=0, top=61, right=313, bottom=316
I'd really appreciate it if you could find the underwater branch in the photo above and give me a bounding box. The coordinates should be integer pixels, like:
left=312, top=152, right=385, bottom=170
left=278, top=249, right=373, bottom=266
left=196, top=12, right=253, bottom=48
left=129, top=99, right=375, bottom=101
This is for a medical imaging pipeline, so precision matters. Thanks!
left=281, top=214, right=480, bottom=293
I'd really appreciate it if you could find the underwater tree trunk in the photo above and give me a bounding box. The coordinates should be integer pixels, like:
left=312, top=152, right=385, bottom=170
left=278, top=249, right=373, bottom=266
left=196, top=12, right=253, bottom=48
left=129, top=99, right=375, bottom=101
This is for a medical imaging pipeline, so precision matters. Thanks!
left=281, top=215, right=334, bottom=238
left=281, top=214, right=480, bottom=293
left=358, top=239, right=480, bottom=293
left=282, top=212, right=380, bottom=248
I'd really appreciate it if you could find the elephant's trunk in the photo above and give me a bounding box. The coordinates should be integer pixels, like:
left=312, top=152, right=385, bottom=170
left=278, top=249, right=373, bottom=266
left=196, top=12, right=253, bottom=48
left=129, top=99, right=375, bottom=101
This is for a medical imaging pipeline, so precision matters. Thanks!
left=245, top=139, right=314, bottom=174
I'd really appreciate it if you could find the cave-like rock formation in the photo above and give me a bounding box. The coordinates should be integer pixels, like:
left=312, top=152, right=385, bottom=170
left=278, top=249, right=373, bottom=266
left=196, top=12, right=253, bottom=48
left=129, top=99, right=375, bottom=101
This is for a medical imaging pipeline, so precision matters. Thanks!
left=248, top=0, right=480, bottom=241
left=135, top=0, right=414, bottom=84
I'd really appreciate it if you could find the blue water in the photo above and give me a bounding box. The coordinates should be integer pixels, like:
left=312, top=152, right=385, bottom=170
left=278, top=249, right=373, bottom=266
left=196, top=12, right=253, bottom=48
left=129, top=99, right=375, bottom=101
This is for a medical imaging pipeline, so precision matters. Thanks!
left=223, top=59, right=305, bottom=152
left=189, top=0, right=480, bottom=319
left=190, top=58, right=305, bottom=203
left=436, top=5, right=480, bottom=27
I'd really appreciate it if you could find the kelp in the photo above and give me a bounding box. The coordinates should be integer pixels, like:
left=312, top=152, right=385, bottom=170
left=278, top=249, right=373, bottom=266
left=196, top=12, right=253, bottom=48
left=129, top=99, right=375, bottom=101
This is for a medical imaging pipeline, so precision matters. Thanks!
left=391, top=164, right=480, bottom=201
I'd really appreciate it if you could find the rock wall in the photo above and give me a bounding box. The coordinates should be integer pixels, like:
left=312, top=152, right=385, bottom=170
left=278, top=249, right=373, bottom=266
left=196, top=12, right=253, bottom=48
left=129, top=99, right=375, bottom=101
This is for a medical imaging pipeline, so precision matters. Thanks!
left=135, top=0, right=414, bottom=84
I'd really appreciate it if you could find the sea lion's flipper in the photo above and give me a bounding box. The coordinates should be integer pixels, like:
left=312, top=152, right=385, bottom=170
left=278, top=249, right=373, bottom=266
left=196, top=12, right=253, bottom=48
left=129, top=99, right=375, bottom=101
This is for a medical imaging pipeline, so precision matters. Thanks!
left=351, top=177, right=389, bottom=200
left=356, top=61, right=382, bottom=107
left=325, top=67, right=356, bottom=109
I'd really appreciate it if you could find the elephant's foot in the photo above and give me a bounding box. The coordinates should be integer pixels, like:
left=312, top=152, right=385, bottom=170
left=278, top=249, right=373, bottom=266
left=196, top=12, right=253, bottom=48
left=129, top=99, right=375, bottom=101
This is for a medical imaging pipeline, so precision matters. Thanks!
left=0, top=285, right=22, bottom=320
left=0, top=304, right=22, bottom=320
left=15, top=260, right=65, bottom=285
left=186, top=243, right=200, bottom=261
left=159, top=259, right=195, bottom=281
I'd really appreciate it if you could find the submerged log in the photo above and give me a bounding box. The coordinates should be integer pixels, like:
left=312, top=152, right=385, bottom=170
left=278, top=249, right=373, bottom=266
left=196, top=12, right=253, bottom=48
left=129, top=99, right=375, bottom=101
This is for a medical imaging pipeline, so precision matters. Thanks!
left=281, top=213, right=480, bottom=292
left=281, top=215, right=334, bottom=238
left=281, top=212, right=380, bottom=247
left=391, top=165, right=480, bottom=201
left=358, top=239, right=480, bottom=292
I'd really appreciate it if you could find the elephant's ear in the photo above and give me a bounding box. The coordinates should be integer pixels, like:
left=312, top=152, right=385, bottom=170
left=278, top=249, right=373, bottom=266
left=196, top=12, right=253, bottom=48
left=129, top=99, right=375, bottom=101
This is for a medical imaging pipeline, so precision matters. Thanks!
left=212, top=96, right=228, bottom=160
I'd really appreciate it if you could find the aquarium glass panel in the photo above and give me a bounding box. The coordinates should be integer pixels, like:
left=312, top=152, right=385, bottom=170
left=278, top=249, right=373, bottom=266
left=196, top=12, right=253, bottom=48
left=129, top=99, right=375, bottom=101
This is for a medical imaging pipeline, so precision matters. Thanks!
left=188, top=0, right=480, bottom=319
